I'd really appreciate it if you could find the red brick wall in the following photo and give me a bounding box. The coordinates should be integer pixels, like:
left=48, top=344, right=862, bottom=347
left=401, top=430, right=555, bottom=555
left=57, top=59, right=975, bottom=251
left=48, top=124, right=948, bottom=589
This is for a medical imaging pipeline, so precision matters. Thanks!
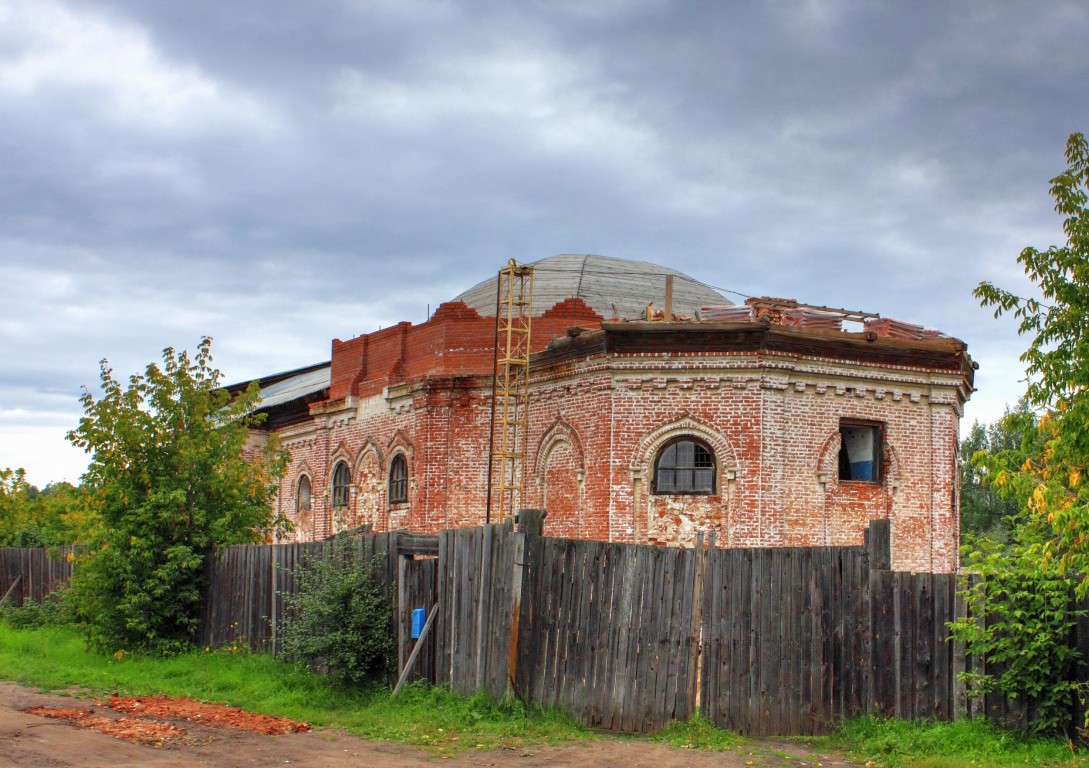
left=272, top=302, right=967, bottom=573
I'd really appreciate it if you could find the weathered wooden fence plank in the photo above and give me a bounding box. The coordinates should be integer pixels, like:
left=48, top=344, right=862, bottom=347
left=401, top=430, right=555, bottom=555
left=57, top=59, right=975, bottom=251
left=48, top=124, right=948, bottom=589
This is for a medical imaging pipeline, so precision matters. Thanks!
left=0, top=547, right=75, bottom=608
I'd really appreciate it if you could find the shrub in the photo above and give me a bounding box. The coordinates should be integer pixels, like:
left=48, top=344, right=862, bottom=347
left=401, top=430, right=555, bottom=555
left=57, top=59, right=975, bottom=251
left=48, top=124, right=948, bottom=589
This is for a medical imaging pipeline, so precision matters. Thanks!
left=950, top=538, right=1087, bottom=736
left=281, top=541, right=395, bottom=687
left=0, top=587, right=77, bottom=630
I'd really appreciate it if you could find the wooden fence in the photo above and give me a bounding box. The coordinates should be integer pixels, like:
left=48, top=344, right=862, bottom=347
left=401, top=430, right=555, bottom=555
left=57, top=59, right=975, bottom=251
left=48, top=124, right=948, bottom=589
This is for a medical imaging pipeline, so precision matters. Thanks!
left=516, top=533, right=701, bottom=730
left=6, top=520, right=1089, bottom=736
left=388, top=518, right=1089, bottom=735
left=0, top=547, right=74, bottom=607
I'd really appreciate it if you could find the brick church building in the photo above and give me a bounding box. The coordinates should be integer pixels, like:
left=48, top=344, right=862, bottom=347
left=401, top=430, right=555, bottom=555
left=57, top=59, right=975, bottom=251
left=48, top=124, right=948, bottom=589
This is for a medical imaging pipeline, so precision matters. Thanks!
left=241, top=254, right=974, bottom=572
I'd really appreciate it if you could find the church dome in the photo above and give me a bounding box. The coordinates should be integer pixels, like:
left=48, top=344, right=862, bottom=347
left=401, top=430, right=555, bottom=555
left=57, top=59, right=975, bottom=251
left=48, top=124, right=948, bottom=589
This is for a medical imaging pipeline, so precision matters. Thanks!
left=452, top=254, right=730, bottom=320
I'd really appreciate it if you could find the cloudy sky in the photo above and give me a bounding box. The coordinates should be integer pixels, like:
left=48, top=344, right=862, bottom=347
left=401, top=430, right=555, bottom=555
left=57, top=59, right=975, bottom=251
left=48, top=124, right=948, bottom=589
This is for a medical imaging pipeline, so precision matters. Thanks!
left=2, top=1, right=1087, bottom=486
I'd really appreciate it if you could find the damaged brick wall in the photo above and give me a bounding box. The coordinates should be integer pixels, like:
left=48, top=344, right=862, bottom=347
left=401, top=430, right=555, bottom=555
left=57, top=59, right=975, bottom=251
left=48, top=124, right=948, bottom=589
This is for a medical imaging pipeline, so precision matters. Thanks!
left=270, top=300, right=968, bottom=573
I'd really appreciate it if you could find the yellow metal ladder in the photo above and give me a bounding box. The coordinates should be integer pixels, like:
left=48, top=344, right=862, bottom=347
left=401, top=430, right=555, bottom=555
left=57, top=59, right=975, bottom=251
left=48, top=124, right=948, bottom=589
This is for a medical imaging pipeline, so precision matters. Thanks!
left=486, top=259, right=534, bottom=523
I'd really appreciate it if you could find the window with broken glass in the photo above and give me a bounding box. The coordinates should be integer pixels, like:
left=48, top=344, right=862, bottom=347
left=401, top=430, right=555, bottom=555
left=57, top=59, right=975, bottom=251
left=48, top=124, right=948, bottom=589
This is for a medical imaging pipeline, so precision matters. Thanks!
left=653, top=438, right=715, bottom=494
left=838, top=421, right=884, bottom=483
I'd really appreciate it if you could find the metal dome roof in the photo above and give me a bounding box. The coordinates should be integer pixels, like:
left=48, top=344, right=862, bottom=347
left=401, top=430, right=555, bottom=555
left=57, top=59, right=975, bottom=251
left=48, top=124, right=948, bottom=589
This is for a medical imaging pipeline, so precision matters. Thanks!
left=452, top=254, right=731, bottom=320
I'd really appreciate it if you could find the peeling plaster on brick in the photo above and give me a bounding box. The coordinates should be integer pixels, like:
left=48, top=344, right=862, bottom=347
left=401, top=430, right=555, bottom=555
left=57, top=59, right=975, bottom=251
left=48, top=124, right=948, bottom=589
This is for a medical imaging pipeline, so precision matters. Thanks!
left=628, top=414, right=741, bottom=547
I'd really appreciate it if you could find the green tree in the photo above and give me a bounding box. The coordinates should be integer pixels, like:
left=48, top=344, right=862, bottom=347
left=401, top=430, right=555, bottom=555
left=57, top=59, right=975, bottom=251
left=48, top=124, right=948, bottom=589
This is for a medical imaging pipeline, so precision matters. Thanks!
left=0, top=468, right=35, bottom=546
left=0, top=473, right=93, bottom=547
left=67, top=337, right=289, bottom=653
left=959, top=402, right=1035, bottom=539
left=35, top=482, right=99, bottom=545
left=974, top=132, right=1089, bottom=584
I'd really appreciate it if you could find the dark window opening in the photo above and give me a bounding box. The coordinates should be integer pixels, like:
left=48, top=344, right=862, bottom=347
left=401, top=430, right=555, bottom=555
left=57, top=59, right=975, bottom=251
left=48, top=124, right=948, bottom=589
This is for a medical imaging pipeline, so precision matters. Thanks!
left=838, top=422, right=883, bottom=482
left=653, top=438, right=715, bottom=494
left=332, top=462, right=351, bottom=507
left=296, top=475, right=311, bottom=513
left=389, top=454, right=408, bottom=504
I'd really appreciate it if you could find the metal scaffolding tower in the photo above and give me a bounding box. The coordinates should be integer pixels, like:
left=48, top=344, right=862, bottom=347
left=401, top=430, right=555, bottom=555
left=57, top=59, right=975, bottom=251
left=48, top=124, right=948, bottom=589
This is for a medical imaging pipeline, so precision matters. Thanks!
left=485, top=259, right=534, bottom=524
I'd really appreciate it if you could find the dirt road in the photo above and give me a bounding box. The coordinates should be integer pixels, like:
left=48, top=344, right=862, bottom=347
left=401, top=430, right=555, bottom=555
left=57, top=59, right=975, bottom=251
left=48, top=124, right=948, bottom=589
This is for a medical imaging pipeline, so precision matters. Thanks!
left=0, top=682, right=856, bottom=768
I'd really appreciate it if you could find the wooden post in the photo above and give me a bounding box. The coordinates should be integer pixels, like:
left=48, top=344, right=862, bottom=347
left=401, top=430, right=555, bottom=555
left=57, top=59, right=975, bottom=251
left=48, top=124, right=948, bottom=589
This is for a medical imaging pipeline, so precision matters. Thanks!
left=951, top=575, right=966, bottom=720
left=688, top=531, right=708, bottom=713
left=507, top=531, right=527, bottom=696
left=270, top=544, right=279, bottom=655
left=517, top=509, right=547, bottom=538
left=398, top=553, right=409, bottom=674
left=866, top=518, right=891, bottom=571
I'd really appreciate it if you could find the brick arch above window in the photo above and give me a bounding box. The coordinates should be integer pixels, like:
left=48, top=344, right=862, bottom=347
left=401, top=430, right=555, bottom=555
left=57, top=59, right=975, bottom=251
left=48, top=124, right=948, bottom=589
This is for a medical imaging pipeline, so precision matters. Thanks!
left=533, top=417, right=585, bottom=480
left=292, top=459, right=316, bottom=490
left=631, top=414, right=739, bottom=484
left=353, top=439, right=384, bottom=474
left=329, top=439, right=355, bottom=467
left=386, top=430, right=415, bottom=461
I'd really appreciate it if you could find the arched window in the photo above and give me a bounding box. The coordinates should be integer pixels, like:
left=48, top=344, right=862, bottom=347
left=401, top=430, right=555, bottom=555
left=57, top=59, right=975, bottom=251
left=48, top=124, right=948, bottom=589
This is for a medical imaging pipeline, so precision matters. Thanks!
left=296, top=475, right=312, bottom=514
left=331, top=462, right=351, bottom=508
left=653, top=438, right=715, bottom=494
left=389, top=454, right=408, bottom=504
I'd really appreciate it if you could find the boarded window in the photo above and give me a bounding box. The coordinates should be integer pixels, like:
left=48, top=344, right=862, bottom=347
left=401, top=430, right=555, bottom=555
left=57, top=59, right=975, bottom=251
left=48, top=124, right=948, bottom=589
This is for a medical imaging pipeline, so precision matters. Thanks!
left=331, top=462, right=351, bottom=508
left=653, top=438, right=715, bottom=494
left=838, top=422, right=883, bottom=482
left=389, top=454, right=408, bottom=504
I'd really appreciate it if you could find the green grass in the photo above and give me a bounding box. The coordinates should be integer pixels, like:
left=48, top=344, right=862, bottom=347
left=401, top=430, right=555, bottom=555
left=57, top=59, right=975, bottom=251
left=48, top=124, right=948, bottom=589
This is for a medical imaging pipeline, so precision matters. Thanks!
left=0, top=621, right=587, bottom=753
left=648, top=714, right=747, bottom=750
left=832, top=716, right=1089, bottom=768
left=8, top=621, right=1089, bottom=764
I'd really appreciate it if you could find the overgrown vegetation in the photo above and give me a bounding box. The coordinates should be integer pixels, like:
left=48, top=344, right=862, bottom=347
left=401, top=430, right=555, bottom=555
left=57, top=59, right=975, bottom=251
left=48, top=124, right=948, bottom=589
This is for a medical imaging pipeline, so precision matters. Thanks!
left=66, top=338, right=289, bottom=654
left=0, top=587, right=76, bottom=630
left=834, top=716, right=1089, bottom=768
left=949, top=539, right=1086, bottom=735
left=0, top=621, right=587, bottom=753
left=281, top=542, right=396, bottom=687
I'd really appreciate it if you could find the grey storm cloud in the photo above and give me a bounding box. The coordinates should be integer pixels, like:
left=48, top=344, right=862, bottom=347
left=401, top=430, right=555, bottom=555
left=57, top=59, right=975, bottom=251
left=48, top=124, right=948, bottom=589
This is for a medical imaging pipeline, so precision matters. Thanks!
left=1, top=0, right=1088, bottom=482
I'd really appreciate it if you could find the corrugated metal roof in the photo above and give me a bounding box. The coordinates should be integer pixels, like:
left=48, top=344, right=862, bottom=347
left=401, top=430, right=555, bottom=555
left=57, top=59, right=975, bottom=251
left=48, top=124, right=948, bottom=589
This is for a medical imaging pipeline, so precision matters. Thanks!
left=255, top=365, right=329, bottom=411
left=453, top=254, right=731, bottom=320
